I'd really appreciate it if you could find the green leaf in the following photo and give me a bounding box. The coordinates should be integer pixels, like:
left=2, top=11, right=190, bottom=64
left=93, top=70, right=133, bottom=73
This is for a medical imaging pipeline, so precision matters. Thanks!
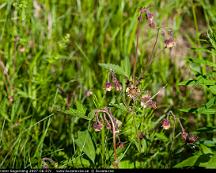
left=121, top=57, right=131, bottom=78
left=197, top=108, right=216, bottom=114
left=199, top=154, right=216, bottom=168
left=179, top=97, right=216, bottom=115
left=62, top=108, right=89, bottom=120
left=189, top=57, right=216, bottom=69
left=99, top=63, right=129, bottom=78
left=155, top=132, right=169, bottom=142
left=209, top=86, right=216, bottom=94
left=75, top=130, right=95, bottom=163
left=109, top=103, right=127, bottom=113
left=200, top=144, right=213, bottom=154
left=118, top=160, right=136, bottom=168
left=174, top=154, right=201, bottom=168
left=178, top=79, right=196, bottom=86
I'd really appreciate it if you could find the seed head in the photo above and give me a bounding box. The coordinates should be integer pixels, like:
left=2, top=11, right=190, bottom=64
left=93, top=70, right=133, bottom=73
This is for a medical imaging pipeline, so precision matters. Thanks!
left=126, top=84, right=140, bottom=100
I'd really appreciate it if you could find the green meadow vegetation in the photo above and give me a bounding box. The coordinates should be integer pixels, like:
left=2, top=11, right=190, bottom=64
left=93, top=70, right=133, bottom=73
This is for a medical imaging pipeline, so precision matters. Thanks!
left=0, top=0, right=216, bottom=169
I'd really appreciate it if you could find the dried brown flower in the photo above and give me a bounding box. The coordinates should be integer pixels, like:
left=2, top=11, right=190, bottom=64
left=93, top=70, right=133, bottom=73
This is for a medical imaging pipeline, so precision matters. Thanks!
left=141, top=94, right=157, bottom=109
left=181, top=130, right=198, bottom=144
left=126, top=84, right=140, bottom=100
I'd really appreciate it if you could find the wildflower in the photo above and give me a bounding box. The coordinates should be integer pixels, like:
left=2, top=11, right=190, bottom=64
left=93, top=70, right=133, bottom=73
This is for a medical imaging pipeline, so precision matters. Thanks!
left=141, top=94, right=157, bottom=109
left=181, top=130, right=188, bottom=141
left=164, top=38, right=176, bottom=48
left=162, top=119, right=170, bottom=130
left=111, top=72, right=122, bottom=91
left=145, top=11, right=155, bottom=28
left=139, top=7, right=156, bottom=28
left=93, top=122, right=103, bottom=132
left=105, top=82, right=112, bottom=92
left=114, top=80, right=122, bottom=91
left=181, top=130, right=198, bottom=144
left=126, top=84, right=140, bottom=100
left=162, top=30, right=176, bottom=48
left=85, top=90, right=93, bottom=97
left=187, top=135, right=198, bottom=144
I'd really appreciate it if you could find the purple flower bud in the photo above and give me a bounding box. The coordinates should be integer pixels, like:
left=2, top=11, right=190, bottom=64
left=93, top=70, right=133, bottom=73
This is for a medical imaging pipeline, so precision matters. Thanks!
left=105, top=82, right=112, bottom=92
left=93, top=122, right=103, bottom=132
left=164, top=38, right=176, bottom=48
left=162, top=119, right=170, bottom=130
left=181, top=130, right=188, bottom=141
left=114, top=81, right=122, bottom=91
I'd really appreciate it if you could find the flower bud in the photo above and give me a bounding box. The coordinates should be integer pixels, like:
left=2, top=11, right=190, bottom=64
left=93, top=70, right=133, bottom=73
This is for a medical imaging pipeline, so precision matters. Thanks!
left=93, top=122, right=103, bottom=132
left=181, top=130, right=188, bottom=141
left=162, top=119, right=170, bottom=130
left=187, top=135, right=198, bottom=144
left=164, top=38, right=176, bottom=48
left=105, top=82, right=112, bottom=92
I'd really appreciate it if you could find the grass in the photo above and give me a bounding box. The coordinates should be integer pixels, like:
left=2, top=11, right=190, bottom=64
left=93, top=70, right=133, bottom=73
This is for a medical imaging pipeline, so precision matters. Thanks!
left=0, top=0, right=216, bottom=169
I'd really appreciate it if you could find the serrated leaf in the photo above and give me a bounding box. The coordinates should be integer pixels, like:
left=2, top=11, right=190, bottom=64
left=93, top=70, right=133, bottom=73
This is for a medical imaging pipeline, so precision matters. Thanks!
left=178, top=78, right=216, bottom=86
left=180, top=97, right=216, bottom=115
left=209, top=86, right=216, bottom=94
left=109, top=103, right=127, bottom=113
left=99, top=63, right=129, bottom=78
left=197, top=108, right=216, bottom=114
left=75, top=130, right=95, bottom=163
left=174, top=154, right=201, bottom=168
left=62, top=108, right=90, bottom=120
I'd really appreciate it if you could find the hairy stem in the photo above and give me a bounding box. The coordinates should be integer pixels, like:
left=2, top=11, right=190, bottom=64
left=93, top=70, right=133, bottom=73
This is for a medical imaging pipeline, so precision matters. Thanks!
left=148, top=27, right=160, bottom=66
left=95, top=108, right=118, bottom=167
left=133, top=22, right=140, bottom=81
